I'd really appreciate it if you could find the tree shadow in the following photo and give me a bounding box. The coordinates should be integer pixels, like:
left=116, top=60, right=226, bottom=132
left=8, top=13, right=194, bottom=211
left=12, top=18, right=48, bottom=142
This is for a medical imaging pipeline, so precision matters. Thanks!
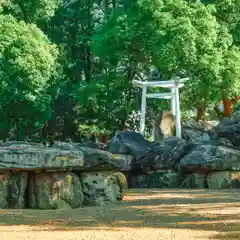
left=0, top=189, right=239, bottom=238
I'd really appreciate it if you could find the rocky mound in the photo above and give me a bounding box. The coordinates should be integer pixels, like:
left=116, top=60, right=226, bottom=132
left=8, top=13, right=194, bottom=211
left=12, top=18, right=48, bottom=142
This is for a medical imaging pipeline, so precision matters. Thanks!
left=107, top=113, right=240, bottom=189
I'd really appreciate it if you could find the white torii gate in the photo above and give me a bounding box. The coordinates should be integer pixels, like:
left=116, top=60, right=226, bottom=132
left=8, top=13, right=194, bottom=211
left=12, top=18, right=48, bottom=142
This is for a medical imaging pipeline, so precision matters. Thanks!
left=132, top=77, right=189, bottom=138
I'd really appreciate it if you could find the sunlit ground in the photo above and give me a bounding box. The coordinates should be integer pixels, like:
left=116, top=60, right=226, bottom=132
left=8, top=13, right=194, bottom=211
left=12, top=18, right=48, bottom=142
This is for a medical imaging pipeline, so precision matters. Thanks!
left=0, top=189, right=239, bottom=239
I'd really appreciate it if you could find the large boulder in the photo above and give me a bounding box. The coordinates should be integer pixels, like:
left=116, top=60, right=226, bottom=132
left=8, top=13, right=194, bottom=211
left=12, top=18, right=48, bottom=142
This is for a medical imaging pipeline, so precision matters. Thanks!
left=0, top=172, right=28, bottom=208
left=28, top=172, right=84, bottom=209
left=138, top=137, right=193, bottom=171
left=106, top=131, right=153, bottom=160
left=207, top=171, right=240, bottom=189
left=79, top=171, right=127, bottom=206
left=215, top=112, right=240, bottom=147
left=217, top=123, right=240, bottom=147
left=182, top=120, right=212, bottom=142
left=180, top=145, right=240, bottom=173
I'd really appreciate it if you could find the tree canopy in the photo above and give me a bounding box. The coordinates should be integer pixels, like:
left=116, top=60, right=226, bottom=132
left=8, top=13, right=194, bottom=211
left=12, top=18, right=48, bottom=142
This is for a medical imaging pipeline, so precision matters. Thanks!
left=0, top=0, right=239, bottom=141
left=0, top=14, right=59, bottom=140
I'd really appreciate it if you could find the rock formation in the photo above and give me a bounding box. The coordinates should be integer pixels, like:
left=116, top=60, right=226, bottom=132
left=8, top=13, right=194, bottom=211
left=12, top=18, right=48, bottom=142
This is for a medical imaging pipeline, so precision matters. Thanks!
left=1, top=112, right=240, bottom=210
left=0, top=141, right=130, bottom=209
left=107, top=112, right=240, bottom=190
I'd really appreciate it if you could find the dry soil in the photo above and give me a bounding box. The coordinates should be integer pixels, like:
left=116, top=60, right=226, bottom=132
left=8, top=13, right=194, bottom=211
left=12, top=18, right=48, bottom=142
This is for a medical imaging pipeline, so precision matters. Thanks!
left=0, top=189, right=239, bottom=240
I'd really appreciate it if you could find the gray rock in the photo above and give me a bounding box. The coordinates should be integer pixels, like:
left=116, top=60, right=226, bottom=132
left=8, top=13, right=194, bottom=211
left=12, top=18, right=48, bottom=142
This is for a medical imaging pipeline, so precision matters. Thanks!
left=180, top=145, right=240, bottom=172
left=217, top=123, right=240, bottom=147
left=181, top=173, right=207, bottom=188
left=194, top=133, right=211, bottom=142
left=215, top=138, right=234, bottom=148
left=147, top=171, right=180, bottom=188
left=139, top=137, right=192, bottom=171
left=79, top=171, right=127, bottom=206
left=182, top=120, right=211, bottom=142
left=128, top=170, right=180, bottom=188
left=207, top=171, right=240, bottom=189
left=233, top=110, right=240, bottom=116
left=106, top=131, right=153, bottom=159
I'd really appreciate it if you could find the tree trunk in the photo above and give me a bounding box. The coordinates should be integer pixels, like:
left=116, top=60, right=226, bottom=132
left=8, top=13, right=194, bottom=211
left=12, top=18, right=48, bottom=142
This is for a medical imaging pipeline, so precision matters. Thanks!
left=104, top=0, right=109, bottom=17
left=222, top=98, right=234, bottom=117
left=196, top=106, right=206, bottom=122
left=112, top=0, right=116, bottom=9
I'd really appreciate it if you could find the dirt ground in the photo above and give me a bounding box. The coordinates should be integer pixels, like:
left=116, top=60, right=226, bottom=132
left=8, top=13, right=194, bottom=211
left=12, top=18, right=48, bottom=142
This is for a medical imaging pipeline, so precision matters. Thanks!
left=0, top=189, right=239, bottom=240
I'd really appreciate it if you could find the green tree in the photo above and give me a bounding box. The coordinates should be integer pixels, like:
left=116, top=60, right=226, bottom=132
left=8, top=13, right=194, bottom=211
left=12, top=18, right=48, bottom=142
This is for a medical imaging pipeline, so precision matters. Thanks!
left=1, top=0, right=60, bottom=23
left=42, top=0, right=145, bottom=140
left=0, top=14, right=59, bottom=140
left=200, top=0, right=240, bottom=117
left=93, top=0, right=238, bottom=121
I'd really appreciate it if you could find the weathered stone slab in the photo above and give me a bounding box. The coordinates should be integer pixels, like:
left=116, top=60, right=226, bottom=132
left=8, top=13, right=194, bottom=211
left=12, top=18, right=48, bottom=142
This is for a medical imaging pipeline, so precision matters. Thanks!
left=1, top=141, right=45, bottom=147
left=207, top=171, right=240, bottom=189
left=181, top=173, right=207, bottom=188
left=79, top=147, right=133, bottom=171
left=0, top=143, right=84, bottom=170
left=0, top=141, right=132, bottom=171
left=28, top=172, right=84, bottom=209
left=79, top=171, right=127, bottom=206
left=52, top=142, right=133, bottom=171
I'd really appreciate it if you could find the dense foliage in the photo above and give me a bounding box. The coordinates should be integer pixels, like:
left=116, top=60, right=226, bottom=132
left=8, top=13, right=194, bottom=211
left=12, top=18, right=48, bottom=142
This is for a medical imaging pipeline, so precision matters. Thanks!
left=0, top=0, right=239, bottom=141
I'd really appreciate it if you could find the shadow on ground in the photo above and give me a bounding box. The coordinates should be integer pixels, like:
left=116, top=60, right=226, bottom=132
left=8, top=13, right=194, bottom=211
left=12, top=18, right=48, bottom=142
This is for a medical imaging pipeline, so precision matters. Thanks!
left=0, top=189, right=239, bottom=239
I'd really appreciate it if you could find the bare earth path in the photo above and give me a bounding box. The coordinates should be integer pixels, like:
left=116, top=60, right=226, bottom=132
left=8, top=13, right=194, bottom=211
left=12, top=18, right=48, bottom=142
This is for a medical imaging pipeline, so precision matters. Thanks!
left=0, top=189, right=240, bottom=240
